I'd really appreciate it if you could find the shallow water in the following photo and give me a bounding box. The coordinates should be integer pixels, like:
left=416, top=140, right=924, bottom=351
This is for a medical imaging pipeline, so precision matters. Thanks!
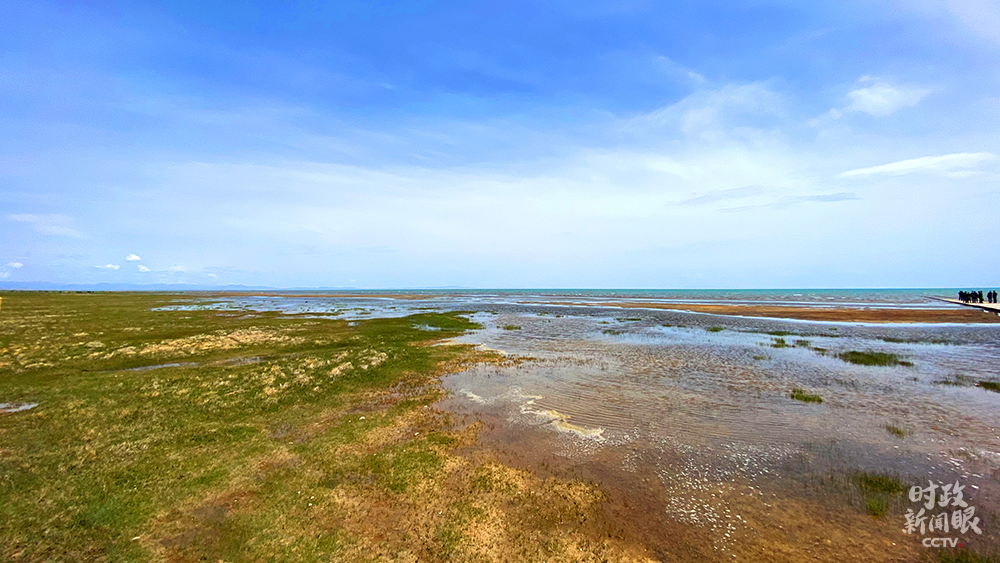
left=155, top=292, right=1000, bottom=556
left=0, top=402, right=38, bottom=414
left=438, top=311, right=1000, bottom=556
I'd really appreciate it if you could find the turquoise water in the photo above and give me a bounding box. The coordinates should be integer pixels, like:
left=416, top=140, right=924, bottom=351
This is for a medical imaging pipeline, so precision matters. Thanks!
left=269, top=288, right=973, bottom=307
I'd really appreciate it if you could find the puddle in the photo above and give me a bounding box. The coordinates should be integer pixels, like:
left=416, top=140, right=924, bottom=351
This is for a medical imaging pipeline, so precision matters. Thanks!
left=0, top=402, right=38, bottom=414
left=125, top=362, right=198, bottom=372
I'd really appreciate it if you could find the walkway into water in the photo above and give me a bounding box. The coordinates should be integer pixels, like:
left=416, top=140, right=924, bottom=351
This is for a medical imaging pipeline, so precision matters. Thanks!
left=929, top=296, right=1000, bottom=316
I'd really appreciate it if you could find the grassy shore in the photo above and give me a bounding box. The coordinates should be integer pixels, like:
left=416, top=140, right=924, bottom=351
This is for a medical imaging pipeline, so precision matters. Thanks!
left=0, top=293, right=650, bottom=562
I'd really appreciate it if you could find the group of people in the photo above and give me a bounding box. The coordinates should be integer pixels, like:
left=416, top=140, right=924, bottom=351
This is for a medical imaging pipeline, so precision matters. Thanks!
left=958, top=290, right=997, bottom=304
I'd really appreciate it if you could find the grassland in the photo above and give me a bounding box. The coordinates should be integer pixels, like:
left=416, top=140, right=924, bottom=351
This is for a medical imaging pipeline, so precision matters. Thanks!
left=0, top=292, right=650, bottom=562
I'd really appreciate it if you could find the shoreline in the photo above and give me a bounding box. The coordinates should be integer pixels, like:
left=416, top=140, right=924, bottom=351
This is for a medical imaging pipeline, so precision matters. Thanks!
left=526, top=300, right=1000, bottom=323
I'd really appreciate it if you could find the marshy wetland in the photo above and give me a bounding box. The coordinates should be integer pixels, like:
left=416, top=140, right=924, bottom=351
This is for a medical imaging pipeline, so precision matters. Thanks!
left=2, top=291, right=999, bottom=562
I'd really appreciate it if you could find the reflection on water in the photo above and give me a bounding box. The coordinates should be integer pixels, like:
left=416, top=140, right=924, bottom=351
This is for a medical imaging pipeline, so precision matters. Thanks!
left=439, top=312, right=1000, bottom=556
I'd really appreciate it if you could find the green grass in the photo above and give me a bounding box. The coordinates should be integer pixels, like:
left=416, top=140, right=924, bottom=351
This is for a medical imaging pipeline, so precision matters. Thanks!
left=705, top=326, right=723, bottom=333
left=0, top=292, right=484, bottom=561
left=771, top=337, right=790, bottom=348
left=752, top=355, right=768, bottom=361
left=864, top=497, right=887, bottom=517
left=767, top=330, right=791, bottom=336
left=979, top=381, right=1000, bottom=393
left=602, top=329, right=624, bottom=335
left=934, top=375, right=974, bottom=387
left=616, top=317, right=642, bottom=322
left=500, top=324, right=521, bottom=331
left=884, top=424, right=907, bottom=439
left=836, top=350, right=910, bottom=367
left=793, top=339, right=811, bottom=347
left=856, top=472, right=904, bottom=494
left=790, top=388, right=823, bottom=404
left=855, top=472, right=905, bottom=518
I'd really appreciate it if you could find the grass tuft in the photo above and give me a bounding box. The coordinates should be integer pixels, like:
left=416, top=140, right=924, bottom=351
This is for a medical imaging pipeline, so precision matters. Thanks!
left=979, top=381, right=1000, bottom=393
left=884, top=424, right=907, bottom=439
left=837, top=350, right=909, bottom=367
left=855, top=472, right=905, bottom=518
left=864, top=497, right=886, bottom=517
left=790, top=388, right=823, bottom=404
left=856, top=472, right=904, bottom=495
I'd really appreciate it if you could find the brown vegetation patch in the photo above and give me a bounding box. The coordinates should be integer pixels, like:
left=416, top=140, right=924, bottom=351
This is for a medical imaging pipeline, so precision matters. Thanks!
left=110, top=327, right=305, bottom=358
left=533, top=301, right=1000, bottom=323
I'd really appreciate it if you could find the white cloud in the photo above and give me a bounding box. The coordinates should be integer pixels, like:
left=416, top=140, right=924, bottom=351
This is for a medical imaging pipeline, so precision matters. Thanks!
left=839, top=152, right=998, bottom=178
left=207, top=273, right=219, bottom=279
left=126, top=254, right=141, bottom=261
left=167, top=265, right=187, bottom=273
left=830, top=78, right=931, bottom=118
left=137, top=265, right=151, bottom=272
left=633, top=82, right=786, bottom=140
left=6, top=261, right=23, bottom=268
left=7, top=213, right=84, bottom=237
left=96, top=264, right=120, bottom=270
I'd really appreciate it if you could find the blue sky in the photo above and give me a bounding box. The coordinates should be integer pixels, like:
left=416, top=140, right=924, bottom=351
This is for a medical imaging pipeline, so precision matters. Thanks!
left=2, top=0, right=999, bottom=288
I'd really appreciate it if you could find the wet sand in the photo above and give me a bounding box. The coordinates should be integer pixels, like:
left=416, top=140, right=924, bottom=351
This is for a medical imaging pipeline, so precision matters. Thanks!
left=154, top=293, right=1000, bottom=559
left=531, top=301, right=1000, bottom=323
left=438, top=312, right=1000, bottom=560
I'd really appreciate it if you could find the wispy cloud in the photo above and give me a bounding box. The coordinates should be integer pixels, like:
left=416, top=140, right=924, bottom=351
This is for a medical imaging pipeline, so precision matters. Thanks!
left=794, top=193, right=860, bottom=203
left=126, top=254, right=141, bottom=261
left=830, top=78, right=931, bottom=118
left=679, top=185, right=764, bottom=205
left=633, top=82, right=786, bottom=140
left=723, top=192, right=859, bottom=212
left=7, top=214, right=84, bottom=237
left=839, top=152, right=998, bottom=178
left=96, top=264, right=120, bottom=270
left=137, top=265, right=151, bottom=272
left=6, top=262, right=23, bottom=268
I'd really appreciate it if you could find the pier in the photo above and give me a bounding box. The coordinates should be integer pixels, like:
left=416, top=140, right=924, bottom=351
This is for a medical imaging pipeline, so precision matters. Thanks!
left=928, top=296, right=1000, bottom=316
